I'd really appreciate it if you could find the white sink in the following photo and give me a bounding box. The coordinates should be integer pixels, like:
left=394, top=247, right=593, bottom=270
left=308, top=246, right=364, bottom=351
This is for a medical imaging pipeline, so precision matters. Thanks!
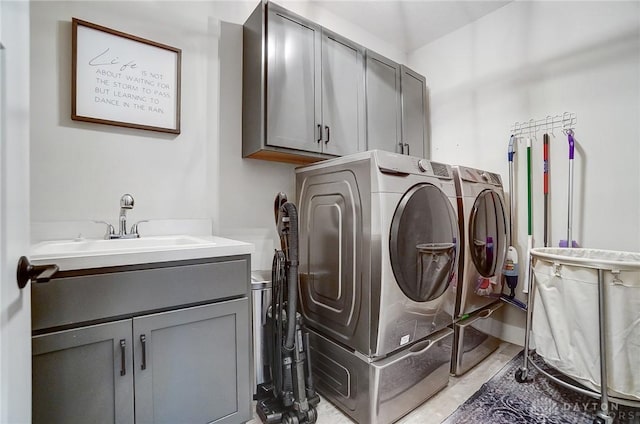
left=30, top=235, right=253, bottom=271
left=32, top=235, right=213, bottom=255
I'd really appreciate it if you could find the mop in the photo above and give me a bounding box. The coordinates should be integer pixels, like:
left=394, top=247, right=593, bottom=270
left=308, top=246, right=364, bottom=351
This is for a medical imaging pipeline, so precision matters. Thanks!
left=543, top=133, right=550, bottom=247
left=522, top=137, right=533, bottom=294
left=501, top=135, right=527, bottom=309
left=559, top=130, right=579, bottom=248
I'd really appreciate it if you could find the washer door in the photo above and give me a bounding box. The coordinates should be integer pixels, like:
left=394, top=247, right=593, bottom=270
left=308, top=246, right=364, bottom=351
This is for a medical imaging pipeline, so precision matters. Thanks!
left=469, top=189, right=507, bottom=278
left=390, top=183, right=459, bottom=303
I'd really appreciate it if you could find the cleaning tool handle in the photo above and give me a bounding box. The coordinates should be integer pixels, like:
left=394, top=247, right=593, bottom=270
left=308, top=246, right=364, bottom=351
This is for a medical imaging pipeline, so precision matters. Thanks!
left=508, top=135, right=516, bottom=162
left=568, top=131, right=575, bottom=159
left=567, top=131, right=575, bottom=247
left=523, top=236, right=533, bottom=294
left=508, top=136, right=516, bottom=243
left=526, top=140, right=532, bottom=236
left=543, top=135, right=549, bottom=194
left=524, top=136, right=534, bottom=294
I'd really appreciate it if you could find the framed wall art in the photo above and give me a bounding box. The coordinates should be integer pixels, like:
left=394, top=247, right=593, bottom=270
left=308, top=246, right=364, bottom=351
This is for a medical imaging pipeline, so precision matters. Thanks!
left=72, top=18, right=182, bottom=134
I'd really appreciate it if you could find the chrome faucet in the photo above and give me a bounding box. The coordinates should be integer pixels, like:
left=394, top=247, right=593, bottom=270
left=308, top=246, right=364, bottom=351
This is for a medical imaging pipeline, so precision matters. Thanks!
left=119, top=194, right=135, bottom=237
left=95, top=194, right=145, bottom=239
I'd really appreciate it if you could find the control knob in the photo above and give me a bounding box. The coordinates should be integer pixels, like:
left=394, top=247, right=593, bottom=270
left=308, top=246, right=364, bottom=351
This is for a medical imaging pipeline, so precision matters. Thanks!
left=418, top=159, right=429, bottom=172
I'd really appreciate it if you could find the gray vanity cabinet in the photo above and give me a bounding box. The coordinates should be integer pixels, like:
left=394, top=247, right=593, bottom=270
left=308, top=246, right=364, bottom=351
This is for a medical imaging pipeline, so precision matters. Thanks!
left=133, top=299, right=249, bottom=424
left=365, top=52, right=428, bottom=158
left=31, top=256, right=251, bottom=424
left=32, top=320, right=135, bottom=424
left=243, top=2, right=365, bottom=163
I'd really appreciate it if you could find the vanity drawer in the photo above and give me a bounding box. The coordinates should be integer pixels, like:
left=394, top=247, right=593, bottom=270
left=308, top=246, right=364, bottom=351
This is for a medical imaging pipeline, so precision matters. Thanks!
left=32, top=256, right=250, bottom=332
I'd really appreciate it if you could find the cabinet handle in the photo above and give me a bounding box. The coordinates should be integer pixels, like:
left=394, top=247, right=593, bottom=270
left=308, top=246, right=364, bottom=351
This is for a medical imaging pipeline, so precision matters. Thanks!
left=120, top=339, right=126, bottom=376
left=404, top=143, right=410, bottom=155
left=324, top=125, right=330, bottom=144
left=140, top=334, right=147, bottom=370
left=399, top=142, right=404, bottom=154
left=316, top=124, right=322, bottom=143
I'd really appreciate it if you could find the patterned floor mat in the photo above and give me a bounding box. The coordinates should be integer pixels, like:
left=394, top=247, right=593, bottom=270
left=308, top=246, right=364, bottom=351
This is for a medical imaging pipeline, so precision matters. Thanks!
left=442, top=351, right=640, bottom=424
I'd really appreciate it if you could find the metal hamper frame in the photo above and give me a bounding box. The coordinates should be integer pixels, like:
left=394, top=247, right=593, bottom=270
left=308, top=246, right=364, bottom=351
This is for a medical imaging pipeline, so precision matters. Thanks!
left=516, top=247, right=640, bottom=424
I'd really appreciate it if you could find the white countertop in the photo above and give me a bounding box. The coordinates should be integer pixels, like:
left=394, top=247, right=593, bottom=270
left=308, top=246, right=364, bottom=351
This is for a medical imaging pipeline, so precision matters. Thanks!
left=30, top=235, right=254, bottom=271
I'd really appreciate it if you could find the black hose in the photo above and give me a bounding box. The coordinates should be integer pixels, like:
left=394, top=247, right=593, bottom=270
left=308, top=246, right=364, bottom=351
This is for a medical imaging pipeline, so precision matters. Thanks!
left=271, top=249, right=286, bottom=396
left=282, top=202, right=298, bottom=351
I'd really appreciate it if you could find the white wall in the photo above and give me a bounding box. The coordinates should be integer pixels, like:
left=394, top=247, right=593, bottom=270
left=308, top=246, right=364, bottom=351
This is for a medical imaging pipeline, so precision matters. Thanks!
left=30, top=1, right=256, bottom=225
left=30, top=1, right=404, bottom=270
left=409, top=1, right=640, bottom=343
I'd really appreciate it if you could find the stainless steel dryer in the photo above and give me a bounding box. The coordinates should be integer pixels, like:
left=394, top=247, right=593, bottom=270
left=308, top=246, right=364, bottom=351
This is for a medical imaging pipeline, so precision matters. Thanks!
left=451, top=165, right=508, bottom=376
left=295, top=150, right=459, bottom=424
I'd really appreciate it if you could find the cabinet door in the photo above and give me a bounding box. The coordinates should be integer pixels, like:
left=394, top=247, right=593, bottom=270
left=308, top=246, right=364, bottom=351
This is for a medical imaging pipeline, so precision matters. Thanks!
left=365, top=52, right=402, bottom=153
left=32, top=320, right=134, bottom=424
left=133, top=299, right=250, bottom=424
left=266, top=6, right=322, bottom=152
left=321, top=32, right=365, bottom=156
left=400, top=65, right=427, bottom=158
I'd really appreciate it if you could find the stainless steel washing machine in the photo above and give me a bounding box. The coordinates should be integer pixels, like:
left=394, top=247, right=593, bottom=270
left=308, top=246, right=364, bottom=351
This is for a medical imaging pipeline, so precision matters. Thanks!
left=451, top=165, right=508, bottom=376
left=295, top=150, right=460, bottom=424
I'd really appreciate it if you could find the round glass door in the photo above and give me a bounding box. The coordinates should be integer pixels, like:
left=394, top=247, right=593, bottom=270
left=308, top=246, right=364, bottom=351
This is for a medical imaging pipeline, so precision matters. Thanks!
left=469, top=189, right=507, bottom=277
left=389, top=183, right=459, bottom=303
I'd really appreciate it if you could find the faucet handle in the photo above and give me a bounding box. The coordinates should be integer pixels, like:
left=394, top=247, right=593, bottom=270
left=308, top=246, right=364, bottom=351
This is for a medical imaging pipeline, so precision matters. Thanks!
left=93, top=220, right=115, bottom=240
left=130, top=220, right=149, bottom=238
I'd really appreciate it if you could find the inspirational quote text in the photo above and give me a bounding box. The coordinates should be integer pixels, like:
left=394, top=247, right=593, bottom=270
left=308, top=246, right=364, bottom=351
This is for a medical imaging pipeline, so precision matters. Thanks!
left=89, top=48, right=173, bottom=116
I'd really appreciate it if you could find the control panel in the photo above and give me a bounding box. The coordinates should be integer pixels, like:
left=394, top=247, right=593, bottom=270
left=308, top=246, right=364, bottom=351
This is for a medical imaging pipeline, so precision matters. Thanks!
left=375, top=151, right=452, bottom=179
left=458, top=166, right=502, bottom=186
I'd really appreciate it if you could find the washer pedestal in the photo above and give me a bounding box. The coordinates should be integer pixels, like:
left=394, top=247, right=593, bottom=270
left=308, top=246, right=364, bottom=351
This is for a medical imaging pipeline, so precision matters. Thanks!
left=451, top=302, right=503, bottom=376
left=308, top=327, right=453, bottom=424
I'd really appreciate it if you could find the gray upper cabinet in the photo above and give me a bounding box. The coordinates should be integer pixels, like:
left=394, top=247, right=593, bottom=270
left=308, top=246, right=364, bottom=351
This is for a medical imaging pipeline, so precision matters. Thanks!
left=321, top=32, right=366, bottom=156
left=400, top=65, right=428, bottom=158
left=365, top=53, right=428, bottom=158
left=266, top=8, right=321, bottom=153
left=365, top=52, right=402, bottom=154
left=243, top=1, right=365, bottom=164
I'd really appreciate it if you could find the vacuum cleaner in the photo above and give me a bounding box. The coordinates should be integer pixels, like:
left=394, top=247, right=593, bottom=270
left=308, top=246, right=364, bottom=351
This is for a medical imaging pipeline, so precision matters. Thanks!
left=255, top=193, right=320, bottom=424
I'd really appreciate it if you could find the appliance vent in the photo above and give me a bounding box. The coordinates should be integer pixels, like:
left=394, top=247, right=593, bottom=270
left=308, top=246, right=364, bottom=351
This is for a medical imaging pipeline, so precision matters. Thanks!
left=488, top=172, right=502, bottom=185
left=430, top=162, right=450, bottom=178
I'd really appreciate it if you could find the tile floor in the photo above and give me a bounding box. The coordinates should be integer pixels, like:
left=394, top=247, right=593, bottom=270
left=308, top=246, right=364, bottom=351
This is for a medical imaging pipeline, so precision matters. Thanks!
left=248, top=342, right=523, bottom=424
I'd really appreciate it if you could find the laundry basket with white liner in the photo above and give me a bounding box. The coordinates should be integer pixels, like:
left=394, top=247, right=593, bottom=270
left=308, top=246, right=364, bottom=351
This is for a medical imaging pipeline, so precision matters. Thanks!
left=530, top=247, right=640, bottom=402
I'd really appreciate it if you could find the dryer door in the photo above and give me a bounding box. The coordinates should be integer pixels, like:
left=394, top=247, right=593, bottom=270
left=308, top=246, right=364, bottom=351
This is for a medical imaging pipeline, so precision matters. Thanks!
left=297, top=164, right=370, bottom=355
left=469, top=189, right=507, bottom=279
left=389, top=183, right=459, bottom=303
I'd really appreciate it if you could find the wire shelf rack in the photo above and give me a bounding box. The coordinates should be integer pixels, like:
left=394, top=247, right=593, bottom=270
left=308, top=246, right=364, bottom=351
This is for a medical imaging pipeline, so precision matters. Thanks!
left=510, top=112, right=576, bottom=138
